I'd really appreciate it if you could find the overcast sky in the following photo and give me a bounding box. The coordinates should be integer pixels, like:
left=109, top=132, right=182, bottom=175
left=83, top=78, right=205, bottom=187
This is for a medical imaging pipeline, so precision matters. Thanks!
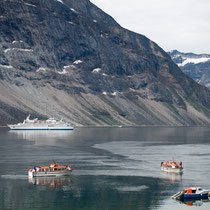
left=90, top=0, right=210, bottom=54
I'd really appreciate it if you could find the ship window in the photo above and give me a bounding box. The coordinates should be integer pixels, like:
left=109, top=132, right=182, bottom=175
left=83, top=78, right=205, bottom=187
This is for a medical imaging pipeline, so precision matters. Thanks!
left=192, top=190, right=196, bottom=193
left=54, top=168, right=57, bottom=171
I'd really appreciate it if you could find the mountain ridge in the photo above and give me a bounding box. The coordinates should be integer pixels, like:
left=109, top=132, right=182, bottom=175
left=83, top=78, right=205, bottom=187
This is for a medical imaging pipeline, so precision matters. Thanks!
left=1, top=0, right=210, bottom=126
left=168, top=50, right=210, bottom=89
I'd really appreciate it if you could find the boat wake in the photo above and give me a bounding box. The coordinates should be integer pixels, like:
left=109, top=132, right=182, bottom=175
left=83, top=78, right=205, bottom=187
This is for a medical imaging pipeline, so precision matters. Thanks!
left=116, top=185, right=149, bottom=192
left=1, top=174, right=28, bottom=179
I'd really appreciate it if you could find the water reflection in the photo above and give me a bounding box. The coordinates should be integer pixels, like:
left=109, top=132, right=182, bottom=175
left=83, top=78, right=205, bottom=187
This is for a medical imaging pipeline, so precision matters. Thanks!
left=160, top=171, right=183, bottom=183
left=28, top=176, right=73, bottom=189
left=1, top=127, right=210, bottom=210
left=176, top=198, right=210, bottom=207
left=9, top=130, right=74, bottom=146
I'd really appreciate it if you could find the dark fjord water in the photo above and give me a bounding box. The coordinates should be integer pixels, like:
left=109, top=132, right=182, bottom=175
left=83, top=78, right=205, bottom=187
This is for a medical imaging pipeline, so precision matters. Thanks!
left=0, top=127, right=210, bottom=210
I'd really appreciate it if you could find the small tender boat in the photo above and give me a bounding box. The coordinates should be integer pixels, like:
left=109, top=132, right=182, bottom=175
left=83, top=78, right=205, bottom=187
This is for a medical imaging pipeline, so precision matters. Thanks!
left=28, top=160, right=74, bottom=177
left=161, top=160, right=183, bottom=173
left=172, top=187, right=210, bottom=201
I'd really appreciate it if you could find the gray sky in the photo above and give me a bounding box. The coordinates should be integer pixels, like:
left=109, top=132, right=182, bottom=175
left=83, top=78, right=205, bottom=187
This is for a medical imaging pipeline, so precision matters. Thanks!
left=90, top=0, right=210, bottom=54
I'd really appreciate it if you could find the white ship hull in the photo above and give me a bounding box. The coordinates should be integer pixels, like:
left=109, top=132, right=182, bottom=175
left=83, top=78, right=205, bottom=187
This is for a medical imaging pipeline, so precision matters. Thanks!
left=8, top=125, right=74, bottom=130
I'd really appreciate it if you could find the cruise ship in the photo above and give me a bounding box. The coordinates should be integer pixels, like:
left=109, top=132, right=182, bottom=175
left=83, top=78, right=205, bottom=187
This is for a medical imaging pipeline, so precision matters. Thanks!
left=8, top=115, right=74, bottom=130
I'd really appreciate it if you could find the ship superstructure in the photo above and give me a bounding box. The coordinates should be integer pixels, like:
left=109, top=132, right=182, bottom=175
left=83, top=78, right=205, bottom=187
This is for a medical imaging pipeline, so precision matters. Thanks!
left=8, top=115, right=74, bottom=130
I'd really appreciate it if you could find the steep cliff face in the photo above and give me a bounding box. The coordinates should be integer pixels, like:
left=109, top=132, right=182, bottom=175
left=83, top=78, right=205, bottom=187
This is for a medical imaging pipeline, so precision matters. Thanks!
left=168, top=50, right=210, bottom=89
left=1, top=0, right=210, bottom=126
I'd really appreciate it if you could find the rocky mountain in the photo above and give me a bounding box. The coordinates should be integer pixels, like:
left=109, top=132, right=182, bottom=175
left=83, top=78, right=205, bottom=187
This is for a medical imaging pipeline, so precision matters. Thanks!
left=168, top=50, right=210, bottom=89
left=1, top=0, right=210, bottom=126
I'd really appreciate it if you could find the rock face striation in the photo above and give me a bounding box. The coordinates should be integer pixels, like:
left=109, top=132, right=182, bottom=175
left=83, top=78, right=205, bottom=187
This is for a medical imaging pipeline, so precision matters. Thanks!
left=168, top=50, right=210, bottom=89
left=1, top=0, right=210, bottom=126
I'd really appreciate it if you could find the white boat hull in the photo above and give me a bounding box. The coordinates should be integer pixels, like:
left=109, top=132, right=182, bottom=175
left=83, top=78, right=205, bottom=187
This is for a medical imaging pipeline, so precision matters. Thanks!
left=28, top=170, right=72, bottom=177
left=161, top=166, right=183, bottom=173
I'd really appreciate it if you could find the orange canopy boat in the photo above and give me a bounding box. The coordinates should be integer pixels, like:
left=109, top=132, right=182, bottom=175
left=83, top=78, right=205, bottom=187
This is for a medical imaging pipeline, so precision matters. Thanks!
left=28, top=160, right=74, bottom=177
left=161, top=160, right=183, bottom=173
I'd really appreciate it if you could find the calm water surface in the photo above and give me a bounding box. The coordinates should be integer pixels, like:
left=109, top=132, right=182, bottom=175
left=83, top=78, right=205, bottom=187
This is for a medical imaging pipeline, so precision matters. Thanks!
left=0, top=126, right=210, bottom=210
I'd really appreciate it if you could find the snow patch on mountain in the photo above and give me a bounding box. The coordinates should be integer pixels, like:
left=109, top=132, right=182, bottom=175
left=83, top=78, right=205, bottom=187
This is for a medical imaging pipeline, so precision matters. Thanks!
left=73, top=60, right=83, bottom=65
left=0, top=64, right=13, bottom=69
left=57, top=63, right=77, bottom=74
left=178, top=57, right=210, bottom=67
left=57, top=69, right=67, bottom=74
left=70, top=8, right=78, bottom=13
left=64, top=64, right=75, bottom=69
left=36, top=67, right=46, bottom=72
left=92, top=68, right=101, bottom=73
left=12, top=40, right=23, bottom=44
left=55, top=0, right=64, bottom=4
left=25, top=3, right=36, bottom=7
left=4, top=48, right=33, bottom=53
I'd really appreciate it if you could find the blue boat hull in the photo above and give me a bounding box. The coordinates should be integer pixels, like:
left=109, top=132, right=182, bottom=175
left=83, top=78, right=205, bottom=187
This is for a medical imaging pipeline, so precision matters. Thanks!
left=183, top=193, right=208, bottom=200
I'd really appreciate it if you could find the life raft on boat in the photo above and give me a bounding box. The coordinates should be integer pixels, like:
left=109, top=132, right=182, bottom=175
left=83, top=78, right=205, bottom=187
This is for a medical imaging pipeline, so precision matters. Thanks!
left=28, top=160, right=74, bottom=177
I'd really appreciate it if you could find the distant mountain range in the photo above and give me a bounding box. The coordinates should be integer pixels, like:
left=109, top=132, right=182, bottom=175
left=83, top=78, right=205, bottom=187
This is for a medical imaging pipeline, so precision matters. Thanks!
left=1, top=0, right=210, bottom=126
left=168, top=50, right=210, bottom=89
